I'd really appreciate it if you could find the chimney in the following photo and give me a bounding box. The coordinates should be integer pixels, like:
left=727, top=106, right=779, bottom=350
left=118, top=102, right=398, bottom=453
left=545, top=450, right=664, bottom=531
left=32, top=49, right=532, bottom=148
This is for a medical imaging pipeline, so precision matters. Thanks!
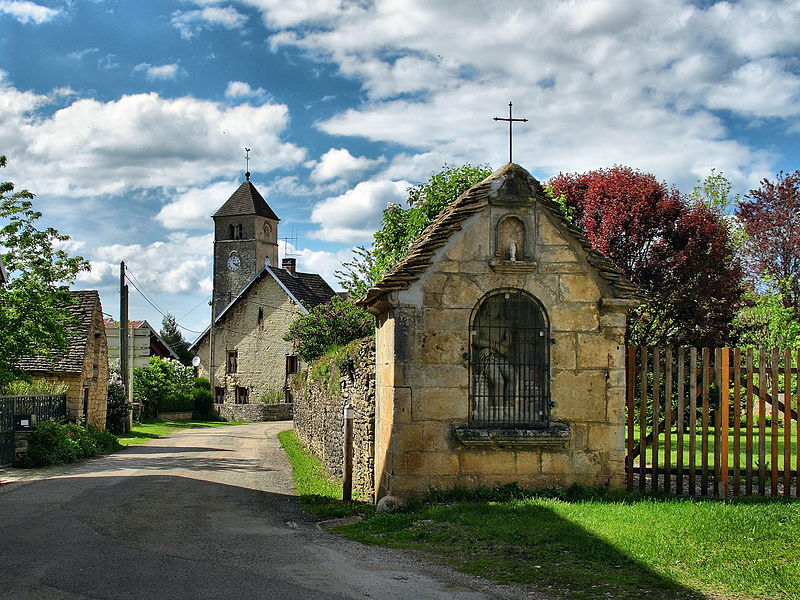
left=282, top=257, right=297, bottom=276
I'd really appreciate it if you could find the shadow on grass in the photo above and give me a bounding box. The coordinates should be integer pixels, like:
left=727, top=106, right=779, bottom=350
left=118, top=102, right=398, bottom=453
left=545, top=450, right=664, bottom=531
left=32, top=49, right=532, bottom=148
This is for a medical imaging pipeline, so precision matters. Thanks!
left=338, top=500, right=704, bottom=600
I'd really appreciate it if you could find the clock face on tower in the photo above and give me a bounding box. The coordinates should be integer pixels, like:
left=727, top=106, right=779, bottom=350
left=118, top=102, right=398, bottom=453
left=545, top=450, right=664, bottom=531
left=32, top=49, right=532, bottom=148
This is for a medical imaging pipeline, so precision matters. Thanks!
left=227, top=253, right=241, bottom=271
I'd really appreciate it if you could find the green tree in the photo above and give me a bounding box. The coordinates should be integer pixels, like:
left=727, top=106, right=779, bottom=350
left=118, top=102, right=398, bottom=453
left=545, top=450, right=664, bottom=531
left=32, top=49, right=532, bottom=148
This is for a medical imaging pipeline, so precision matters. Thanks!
left=689, top=169, right=747, bottom=248
left=284, top=296, right=374, bottom=362
left=132, top=356, right=194, bottom=419
left=0, top=154, right=90, bottom=387
left=731, top=289, right=800, bottom=348
left=160, top=313, right=194, bottom=365
left=336, top=164, right=492, bottom=298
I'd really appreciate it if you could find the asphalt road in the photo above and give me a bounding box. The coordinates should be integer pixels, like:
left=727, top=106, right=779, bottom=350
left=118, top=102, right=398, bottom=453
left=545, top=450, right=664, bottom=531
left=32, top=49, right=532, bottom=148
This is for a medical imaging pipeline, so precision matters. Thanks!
left=0, top=422, right=527, bottom=600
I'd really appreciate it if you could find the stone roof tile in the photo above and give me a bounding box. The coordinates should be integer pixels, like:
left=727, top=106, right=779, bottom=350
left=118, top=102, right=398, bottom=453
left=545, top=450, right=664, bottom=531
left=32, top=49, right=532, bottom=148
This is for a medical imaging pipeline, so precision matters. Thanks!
left=212, top=181, right=279, bottom=221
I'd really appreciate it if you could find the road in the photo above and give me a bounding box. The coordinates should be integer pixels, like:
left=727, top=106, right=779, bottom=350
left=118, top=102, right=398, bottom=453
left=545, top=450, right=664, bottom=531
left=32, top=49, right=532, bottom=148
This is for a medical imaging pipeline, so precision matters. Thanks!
left=0, top=422, right=526, bottom=600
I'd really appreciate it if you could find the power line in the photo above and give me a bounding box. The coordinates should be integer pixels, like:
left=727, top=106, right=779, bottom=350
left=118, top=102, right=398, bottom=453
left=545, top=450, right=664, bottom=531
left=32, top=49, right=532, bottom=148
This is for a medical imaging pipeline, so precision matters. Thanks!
left=124, top=269, right=206, bottom=334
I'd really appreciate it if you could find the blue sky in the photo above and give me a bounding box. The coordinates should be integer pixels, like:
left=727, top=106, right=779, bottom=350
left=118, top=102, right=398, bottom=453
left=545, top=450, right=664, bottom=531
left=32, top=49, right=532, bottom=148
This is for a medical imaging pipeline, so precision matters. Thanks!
left=1, top=0, right=798, bottom=340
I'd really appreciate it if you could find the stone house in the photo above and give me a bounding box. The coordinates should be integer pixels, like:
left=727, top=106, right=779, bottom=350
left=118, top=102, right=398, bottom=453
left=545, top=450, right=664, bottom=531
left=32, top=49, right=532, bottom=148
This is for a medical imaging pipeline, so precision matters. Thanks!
left=191, top=178, right=336, bottom=411
left=358, top=164, right=641, bottom=500
left=17, top=290, right=109, bottom=429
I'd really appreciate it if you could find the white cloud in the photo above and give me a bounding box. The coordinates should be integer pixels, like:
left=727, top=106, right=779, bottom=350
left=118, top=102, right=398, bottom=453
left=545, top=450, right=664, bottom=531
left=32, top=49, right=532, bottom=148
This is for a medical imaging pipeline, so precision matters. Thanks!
left=171, top=5, right=248, bottom=40
left=309, top=179, right=408, bottom=243
left=0, top=78, right=307, bottom=197
left=67, top=48, right=99, bottom=60
left=257, top=0, right=799, bottom=191
left=278, top=242, right=351, bottom=291
left=134, top=63, right=185, bottom=81
left=310, top=148, right=381, bottom=183
left=155, top=179, right=239, bottom=229
left=225, top=81, right=267, bottom=98
left=77, top=233, right=214, bottom=295
left=0, top=0, right=58, bottom=24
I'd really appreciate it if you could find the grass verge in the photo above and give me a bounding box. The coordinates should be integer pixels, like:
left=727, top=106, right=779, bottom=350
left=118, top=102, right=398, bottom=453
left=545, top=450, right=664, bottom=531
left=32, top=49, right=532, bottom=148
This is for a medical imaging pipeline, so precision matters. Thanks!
left=117, top=420, right=244, bottom=445
left=277, top=429, right=373, bottom=519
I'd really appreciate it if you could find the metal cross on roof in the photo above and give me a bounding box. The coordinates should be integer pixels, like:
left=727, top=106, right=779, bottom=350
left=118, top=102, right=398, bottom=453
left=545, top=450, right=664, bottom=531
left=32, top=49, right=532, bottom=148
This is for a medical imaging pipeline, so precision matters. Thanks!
left=244, top=147, right=251, bottom=181
left=493, top=102, right=528, bottom=164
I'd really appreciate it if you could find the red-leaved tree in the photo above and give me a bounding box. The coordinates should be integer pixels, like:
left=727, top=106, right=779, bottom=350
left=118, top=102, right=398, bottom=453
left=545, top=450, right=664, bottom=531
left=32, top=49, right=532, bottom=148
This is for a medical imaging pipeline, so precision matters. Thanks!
left=549, top=166, right=745, bottom=347
left=735, top=170, right=800, bottom=318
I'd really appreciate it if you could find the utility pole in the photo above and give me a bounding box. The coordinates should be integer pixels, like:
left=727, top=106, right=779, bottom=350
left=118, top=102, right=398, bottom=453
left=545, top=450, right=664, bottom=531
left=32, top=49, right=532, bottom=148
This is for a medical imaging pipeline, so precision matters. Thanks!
left=119, top=261, right=131, bottom=433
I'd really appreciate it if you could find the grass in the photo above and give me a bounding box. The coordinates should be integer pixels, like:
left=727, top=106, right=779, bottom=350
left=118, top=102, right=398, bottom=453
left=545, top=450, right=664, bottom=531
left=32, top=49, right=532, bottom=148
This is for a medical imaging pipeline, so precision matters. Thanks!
left=635, top=428, right=797, bottom=470
left=278, top=429, right=800, bottom=600
left=277, top=429, right=373, bottom=519
left=117, top=420, right=244, bottom=445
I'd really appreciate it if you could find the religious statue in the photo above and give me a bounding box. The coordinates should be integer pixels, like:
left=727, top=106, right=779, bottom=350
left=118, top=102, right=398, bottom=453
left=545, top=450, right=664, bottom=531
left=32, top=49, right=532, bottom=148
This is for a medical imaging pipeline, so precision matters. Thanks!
left=472, top=299, right=517, bottom=421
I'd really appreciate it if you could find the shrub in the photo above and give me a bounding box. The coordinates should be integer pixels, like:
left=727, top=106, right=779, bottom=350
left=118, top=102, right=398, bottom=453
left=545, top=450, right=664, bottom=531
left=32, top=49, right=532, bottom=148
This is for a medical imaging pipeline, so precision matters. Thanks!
left=105, top=363, right=131, bottom=435
left=132, top=356, right=194, bottom=419
left=194, top=377, right=211, bottom=390
left=192, top=386, right=215, bottom=420
left=259, top=389, right=285, bottom=404
left=15, top=421, right=120, bottom=468
left=2, top=379, right=68, bottom=395
left=284, top=296, right=374, bottom=362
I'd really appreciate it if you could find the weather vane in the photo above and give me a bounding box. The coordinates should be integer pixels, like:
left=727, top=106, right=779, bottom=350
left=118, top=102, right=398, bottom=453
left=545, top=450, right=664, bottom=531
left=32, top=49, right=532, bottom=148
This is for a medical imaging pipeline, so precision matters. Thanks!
left=244, top=147, right=251, bottom=181
left=493, top=102, right=527, bottom=164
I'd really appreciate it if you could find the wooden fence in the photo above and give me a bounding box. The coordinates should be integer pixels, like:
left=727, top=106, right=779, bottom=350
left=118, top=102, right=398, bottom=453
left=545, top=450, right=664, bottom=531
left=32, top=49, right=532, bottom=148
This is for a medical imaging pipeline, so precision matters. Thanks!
left=625, top=347, right=799, bottom=497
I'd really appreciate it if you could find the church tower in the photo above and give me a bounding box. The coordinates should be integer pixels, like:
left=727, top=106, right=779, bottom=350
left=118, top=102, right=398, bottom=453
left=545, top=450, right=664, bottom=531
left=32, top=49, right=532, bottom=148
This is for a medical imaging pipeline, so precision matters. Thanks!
left=211, top=177, right=279, bottom=319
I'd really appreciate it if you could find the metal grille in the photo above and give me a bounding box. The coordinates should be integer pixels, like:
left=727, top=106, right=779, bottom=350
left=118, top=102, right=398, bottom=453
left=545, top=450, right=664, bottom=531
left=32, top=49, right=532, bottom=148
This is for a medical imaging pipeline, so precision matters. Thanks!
left=469, top=289, right=550, bottom=428
left=0, top=394, right=67, bottom=464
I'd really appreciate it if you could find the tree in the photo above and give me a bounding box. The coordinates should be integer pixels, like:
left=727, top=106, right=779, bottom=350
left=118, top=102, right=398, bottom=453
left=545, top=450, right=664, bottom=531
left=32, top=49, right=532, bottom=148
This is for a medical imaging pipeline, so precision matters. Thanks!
left=548, top=166, right=746, bottom=347
left=284, top=296, right=374, bottom=362
left=689, top=169, right=747, bottom=249
left=160, top=313, right=194, bottom=365
left=735, top=171, right=800, bottom=318
left=0, top=154, right=90, bottom=387
left=336, top=164, right=492, bottom=298
left=132, top=356, right=194, bottom=419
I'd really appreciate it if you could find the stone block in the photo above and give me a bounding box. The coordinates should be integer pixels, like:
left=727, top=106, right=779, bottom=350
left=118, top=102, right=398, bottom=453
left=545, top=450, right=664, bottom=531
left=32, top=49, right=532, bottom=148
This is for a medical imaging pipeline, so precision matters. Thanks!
left=427, top=475, right=459, bottom=491
left=515, top=449, right=543, bottom=475
left=387, top=474, right=431, bottom=496
left=437, top=260, right=460, bottom=273
left=422, top=308, right=469, bottom=332
left=551, top=332, right=577, bottom=370
left=537, top=244, right=578, bottom=263
left=541, top=451, right=573, bottom=475
left=550, top=303, right=599, bottom=332
left=587, top=423, right=625, bottom=453
left=599, top=309, right=627, bottom=329
left=444, top=234, right=467, bottom=261
left=458, top=449, right=516, bottom=475
left=442, top=274, right=483, bottom=308
left=393, top=423, right=425, bottom=451
left=417, top=331, right=468, bottom=365
left=577, top=333, right=623, bottom=369
left=412, top=388, right=468, bottom=422
left=537, top=212, right=569, bottom=245
left=405, top=451, right=459, bottom=476
left=422, top=422, right=453, bottom=452
left=393, top=387, right=413, bottom=423
left=538, top=262, right=585, bottom=274
left=551, top=370, right=607, bottom=421
left=406, top=362, right=467, bottom=389
left=422, top=273, right=448, bottom=295
left=560, top=274, right=601, bottom=303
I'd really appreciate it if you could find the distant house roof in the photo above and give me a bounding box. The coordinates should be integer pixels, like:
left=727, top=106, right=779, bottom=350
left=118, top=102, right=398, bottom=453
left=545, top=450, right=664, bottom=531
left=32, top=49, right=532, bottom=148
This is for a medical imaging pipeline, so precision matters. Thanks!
left=103, top=318, right=180, bottom=361
left=358, top=163, right=644, bottom=308
left=0, top=256, right=6, bottom=286
left=212, top=181, right=280, bottom=221
left=189, top=265, right=336, bottom=350
left=17, top=290, right=101, bottom=374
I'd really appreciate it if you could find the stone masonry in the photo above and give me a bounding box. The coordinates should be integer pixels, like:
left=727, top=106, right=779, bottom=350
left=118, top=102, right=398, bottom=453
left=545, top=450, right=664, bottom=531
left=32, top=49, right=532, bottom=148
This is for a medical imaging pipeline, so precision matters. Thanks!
left=360, top=164, right=641, bottom=501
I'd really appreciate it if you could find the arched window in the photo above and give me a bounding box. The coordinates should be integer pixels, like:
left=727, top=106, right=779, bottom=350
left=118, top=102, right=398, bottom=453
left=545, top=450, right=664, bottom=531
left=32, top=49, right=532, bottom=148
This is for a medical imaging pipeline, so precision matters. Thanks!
left=229, top=223, right=243, bottom=240
left=470, top=289, right=550, bottom=427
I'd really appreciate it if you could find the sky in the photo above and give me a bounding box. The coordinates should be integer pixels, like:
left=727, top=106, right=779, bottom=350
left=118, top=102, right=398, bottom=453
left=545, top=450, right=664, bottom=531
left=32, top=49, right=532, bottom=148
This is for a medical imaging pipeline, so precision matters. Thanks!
left=1, top=0, right=799, bottom=341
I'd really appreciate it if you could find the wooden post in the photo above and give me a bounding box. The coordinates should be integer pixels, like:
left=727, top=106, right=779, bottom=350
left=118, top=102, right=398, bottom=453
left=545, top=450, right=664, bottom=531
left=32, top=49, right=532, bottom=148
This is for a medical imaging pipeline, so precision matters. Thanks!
left=771, top=348, right=780, bottom=496
left=721, top=348, right=730, bottom=498
left=733, top=348, right=741, bottom=497
left=784, top=348, right=792, bottom=497
left=689, top=347, right=698, bottom=495
left=343, top=404, right=354, bottom=502
left=664, top=347, right=673, bottom=494
left=626, top=346, right=636, bottom=492
left=639, top=347, right=649, bottom=492
left=677, top=347, right=685, bottom=494
left=652, top=347, right=661, bottom=492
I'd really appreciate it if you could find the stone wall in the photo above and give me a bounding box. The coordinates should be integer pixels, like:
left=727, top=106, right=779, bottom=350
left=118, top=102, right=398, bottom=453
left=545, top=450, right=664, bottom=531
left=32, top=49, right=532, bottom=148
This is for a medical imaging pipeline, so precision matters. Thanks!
left=217, top=402, right=293, bottom=422
left=291, top=338, right=376, bottom=499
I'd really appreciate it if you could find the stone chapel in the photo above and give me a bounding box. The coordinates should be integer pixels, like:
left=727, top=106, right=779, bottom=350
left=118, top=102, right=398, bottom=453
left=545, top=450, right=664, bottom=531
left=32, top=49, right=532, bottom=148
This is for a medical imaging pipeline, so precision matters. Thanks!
left=358, top=163, right=642, bottom=499
left=191, top=177, right=336, bottom=410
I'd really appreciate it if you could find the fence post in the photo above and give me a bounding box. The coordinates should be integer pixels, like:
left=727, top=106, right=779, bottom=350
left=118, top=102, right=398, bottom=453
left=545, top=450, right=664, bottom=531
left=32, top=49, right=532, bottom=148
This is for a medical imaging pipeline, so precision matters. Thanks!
left=721, top=348, right=730, bottom=497
left=343, top=404, right=354, bottom=502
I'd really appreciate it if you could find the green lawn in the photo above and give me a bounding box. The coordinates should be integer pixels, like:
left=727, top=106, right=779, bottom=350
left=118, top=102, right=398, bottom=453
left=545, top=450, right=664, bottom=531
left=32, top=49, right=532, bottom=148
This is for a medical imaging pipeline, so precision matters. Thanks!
left=635, top=428, right=798, bottom=470
left=279, top=428, right=800, bottom=600
left=117, top=420, right=244, bottom=445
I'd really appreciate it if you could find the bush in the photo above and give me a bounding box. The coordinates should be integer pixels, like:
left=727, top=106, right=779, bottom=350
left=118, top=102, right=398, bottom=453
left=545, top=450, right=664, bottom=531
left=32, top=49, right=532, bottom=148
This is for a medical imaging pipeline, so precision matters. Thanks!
left=192, top=386, right=215, bottom=420
left=15, top=421, right=121, bottom=468
left=194, top=377, right=211, bottom=390
left=259, top=389, right=285, bottom=404
left=105, top=364, right=131, bottom=435
left=132, top=356, right=194, bottom=419
left=2, top=378, right=68, bottom=395
left=284, top=296, right=374, bottom=362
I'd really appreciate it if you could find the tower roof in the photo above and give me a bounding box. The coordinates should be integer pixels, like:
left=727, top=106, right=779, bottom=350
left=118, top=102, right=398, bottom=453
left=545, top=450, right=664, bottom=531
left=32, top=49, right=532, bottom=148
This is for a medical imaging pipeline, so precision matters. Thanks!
left=212, top=181, right=279, bottom=220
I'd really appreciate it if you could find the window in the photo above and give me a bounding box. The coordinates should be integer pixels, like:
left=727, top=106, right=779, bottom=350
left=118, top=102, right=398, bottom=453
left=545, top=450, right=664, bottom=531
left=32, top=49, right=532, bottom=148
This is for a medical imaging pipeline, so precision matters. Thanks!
left=257, top=307, right=264, bottom=325
left=235, top=386, right=249, bottom=404
left=286, top=354, right=300, bottom=376
left=229, top=223, right=243, bottom=240
left=214, top=387, right=225, bottom=404
left=227, top=350, right=238, bottom=374
left=470, top=289, right=550, bottom=427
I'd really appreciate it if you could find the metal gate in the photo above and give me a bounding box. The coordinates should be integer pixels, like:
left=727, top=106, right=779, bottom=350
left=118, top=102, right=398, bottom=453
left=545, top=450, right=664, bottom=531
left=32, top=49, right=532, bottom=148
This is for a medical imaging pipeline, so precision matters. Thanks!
left=0, top=394, right=67, bottom=465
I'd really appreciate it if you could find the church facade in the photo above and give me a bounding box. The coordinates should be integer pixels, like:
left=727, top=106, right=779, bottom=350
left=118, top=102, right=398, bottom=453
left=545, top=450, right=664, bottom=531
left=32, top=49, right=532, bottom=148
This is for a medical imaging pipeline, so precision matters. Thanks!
left=191, top=179, right=336, bottom=408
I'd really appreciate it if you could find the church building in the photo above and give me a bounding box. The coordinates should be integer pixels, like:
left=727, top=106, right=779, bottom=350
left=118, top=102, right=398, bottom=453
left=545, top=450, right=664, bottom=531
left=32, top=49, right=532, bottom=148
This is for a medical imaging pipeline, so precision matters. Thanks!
left=191, top=177, right=336, bottom=409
